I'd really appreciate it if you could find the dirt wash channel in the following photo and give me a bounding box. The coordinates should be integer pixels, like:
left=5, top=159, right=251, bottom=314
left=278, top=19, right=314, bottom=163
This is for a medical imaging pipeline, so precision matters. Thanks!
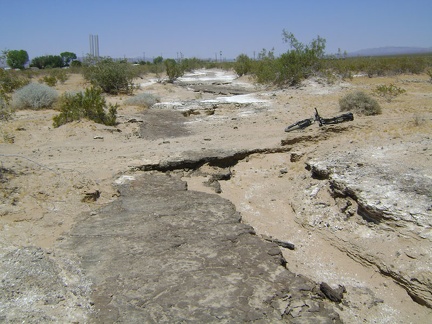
left=0, top=69, right=431, bottom=323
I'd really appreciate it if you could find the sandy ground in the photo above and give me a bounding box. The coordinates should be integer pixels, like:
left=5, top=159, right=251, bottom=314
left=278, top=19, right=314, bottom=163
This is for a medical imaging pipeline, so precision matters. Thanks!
left=1, top=70, right=431, bottom=322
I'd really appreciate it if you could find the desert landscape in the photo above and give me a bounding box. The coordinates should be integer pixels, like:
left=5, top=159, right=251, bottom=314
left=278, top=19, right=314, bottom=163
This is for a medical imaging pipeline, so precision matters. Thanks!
left=1, top=68, right=431, bottom=322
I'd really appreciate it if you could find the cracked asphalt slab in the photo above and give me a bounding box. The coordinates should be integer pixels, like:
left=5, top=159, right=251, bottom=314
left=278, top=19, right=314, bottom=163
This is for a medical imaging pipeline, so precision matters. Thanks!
left=55, top=173, right=341, bottom=323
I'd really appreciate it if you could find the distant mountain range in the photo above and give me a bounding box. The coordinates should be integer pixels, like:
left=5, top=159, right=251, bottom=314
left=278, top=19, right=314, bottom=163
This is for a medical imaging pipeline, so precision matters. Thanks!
left=347, top=46, right=432, bottom=57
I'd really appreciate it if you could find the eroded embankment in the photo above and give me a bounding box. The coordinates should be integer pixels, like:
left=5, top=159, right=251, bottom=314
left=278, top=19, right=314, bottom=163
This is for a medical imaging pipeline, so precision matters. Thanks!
left=305, top=144, right=432, bottom=308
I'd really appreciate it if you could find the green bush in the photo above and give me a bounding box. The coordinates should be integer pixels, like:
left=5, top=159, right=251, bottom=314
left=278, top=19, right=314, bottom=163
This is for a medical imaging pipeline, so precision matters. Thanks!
left=51, top=69, right=68, bottom=84
left=253, top=31, right=326, bottom=86
left=12, top=83, right=58, bottom=110
left=40, top=75, right=57, bottom=86
left=0, top=68, right=30, bottom=94
left=278, top=31, right=326, bottom=86
left=164, top=59, right=184, bottom=83
left=180, top=58, right=207, bottom=72
left=82, top=57, right=137, bottom=94
left=0, top=69, right=30, bottom=120
left=277, top=50, right=308, bottom=85
left=124, top=92, right=160, bottom=108
left=70, top=60, right=82, bottom=68
left=252, top=49, right=279, bottom=84
left=0, top=96, right=14, bottom=121
left=373, top=83, right=406, bottom=102
left=339, top=91, right=381, bottom=115
left=234, top=54, right=252, bottom=77
left=53, top=87, right=118, bottom=127
left=39, top=69, right=69, bottom=86
left=427, top=69, right=432, bottom=83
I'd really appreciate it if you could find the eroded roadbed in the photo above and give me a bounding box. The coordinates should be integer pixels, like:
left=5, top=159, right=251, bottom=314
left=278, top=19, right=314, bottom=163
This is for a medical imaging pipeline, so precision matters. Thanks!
left=55, top=173, right=340, bottom=323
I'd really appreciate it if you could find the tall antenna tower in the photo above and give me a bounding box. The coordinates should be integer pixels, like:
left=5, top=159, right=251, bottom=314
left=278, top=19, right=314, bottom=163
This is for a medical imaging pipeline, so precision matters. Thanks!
left=89, top=34, right=99, bottom=57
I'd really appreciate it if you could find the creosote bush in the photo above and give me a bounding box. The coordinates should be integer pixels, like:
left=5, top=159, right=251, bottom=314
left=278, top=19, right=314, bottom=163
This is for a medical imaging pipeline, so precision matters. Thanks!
left=234, top=54, right=252, bottom=76
left=427, top=69, right=432, bottom=83
left=53, top=87, right=118, bottom=128
left=339, top=91, right=381, bottom=116
left=1, top=69, right=30, bottom=120
left=0, top=96, right=13, bottom=121
left=124, top=92, right=160, bottom=108
left=0, top=69, right=30, bottom=94
left=40, top=75, right=57, bottom=86
left=373, top=83, right=406, bottom=102
left=253, top=31, right=326, bottom=86
left=12, top=83, right=58, bottom=110
left=164, top=59, right=184, bottom=83
left=39, top=69, right=69, bottom=87
left=82, top=57, right=137, bottom=95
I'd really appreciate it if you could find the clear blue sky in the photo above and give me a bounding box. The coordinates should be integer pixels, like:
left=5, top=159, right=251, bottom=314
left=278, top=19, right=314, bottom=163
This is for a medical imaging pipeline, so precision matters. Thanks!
left=1, top=0, right=431, bottom=61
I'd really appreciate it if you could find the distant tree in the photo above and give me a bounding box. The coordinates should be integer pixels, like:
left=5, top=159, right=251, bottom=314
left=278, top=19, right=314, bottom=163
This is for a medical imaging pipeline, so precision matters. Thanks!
left=60, top=51, right=77, bottom=66
left=153, top=56, right=163, bottom=65
left=30, top=55, right=64, bottom=69
left=6, top=50, right=29, bottom=69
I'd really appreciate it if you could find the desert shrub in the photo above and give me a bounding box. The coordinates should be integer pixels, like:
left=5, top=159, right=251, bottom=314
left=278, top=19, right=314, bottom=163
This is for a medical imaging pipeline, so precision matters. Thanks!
left=322, top=54, right=432, bottom=79
left=124, top=92, right=160, bottom=108
left=82, top=57, right=137, bottom=95
left=339, top=91, right=381, bottom=115
left=70, top=60, right=82, bottom=68
left=164, top=59, right=184, bottom=83
left=0, top=96, right=14, bottom=121
left=252, top=49, right=279, bottom=84
left=373, top=83, right=406, bottom=102
left=40, top=75, right=57, bottom=86
left=0, top=68, right=30, bottom=94
left=427, top=69, right=432, bottom=83
left=253, top=31, right=326, bottom=86
left=277, top=31, right=326, bottom=86
left=39, top=69, right=69, bottom=86
left=234, top=54, right=252, bottom=77
left=12, top=83, right=58, bottom=110
left=0, top=69, right=30, bottom=120
left=53, top=87, right=117, bottom=127
left=145, top=62, right=165, bottom=75
left=277, top=50, right=310, bottom=85
left=50, top=69, right=68, bottom=84
left=180, top=57, right=207, bottom=72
